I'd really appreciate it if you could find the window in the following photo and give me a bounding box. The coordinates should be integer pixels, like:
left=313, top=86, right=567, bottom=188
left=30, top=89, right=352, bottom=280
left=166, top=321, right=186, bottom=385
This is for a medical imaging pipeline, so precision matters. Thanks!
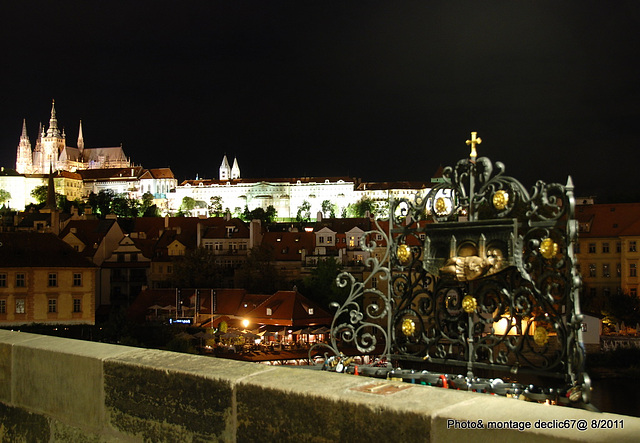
left=266, top=308, right=272, bottom=316
left=0, top=299, right=5, bottom=314
left=630, top=241, right=637, bottom=252
left=589, top=264, right=596, bottom=278
left=588, top=243, right=596, bottom=253
left=603, top=264, right=610, bottom=278
left=0, top=273, right=6, bottom=288
left=603, top=287, right=611, bottom=297
left=617, top=263, right=622, bottom=277
left=16, top=273, right=25, bottom=288
left=73, top=298, right=81, bottom=313
left=631, top=288, right=638, bottom=297
left=48, top=299, right=57, bottom=313
left=617, top=242, right=622, bottom=253
left=319, top=236, right=325, bottom=243
left=327, top=236, right=333, bottom=244
left=372, top=277, right=378, bottom=289
left=15, top=299, right=25, bottom=314
left=308, top=308, right=314, bottom=315
left=73, top=273, right=82, bottom=287
left=48, top=273, right=58, bottom=287
left=602, top=243, right=610, bottom=253
left=167, top=265, right=172, bottom=274
left=630, top=263, right=637, bottom=277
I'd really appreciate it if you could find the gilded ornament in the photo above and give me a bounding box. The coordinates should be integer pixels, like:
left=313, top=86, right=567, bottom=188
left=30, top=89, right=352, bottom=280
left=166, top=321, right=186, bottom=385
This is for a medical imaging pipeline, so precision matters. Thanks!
left=401, top=318, right=416, bottom=337
left=492, top=190, right=509, bottom=210
left=462, top=295, right=477, bottom=313
left=434, top=197, right=451, bottom=216
left=534, top=326, right=549, bottom=346
left=539, top=238, right=559, bottom=259
left=396, top=244, right=411, bottom=264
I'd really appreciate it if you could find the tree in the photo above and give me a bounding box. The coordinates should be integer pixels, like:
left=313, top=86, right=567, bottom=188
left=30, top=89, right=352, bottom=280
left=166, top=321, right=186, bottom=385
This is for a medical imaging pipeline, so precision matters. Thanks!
left=208, top=196, right=223, bottom=217
left=297, top=258, right=349, bottom=308
left=171, top=247, right=224, bottom=288
left=30, top=185, right=49, bottom=204
left=350, top=196, right=376, bottom=218
left=0, top=189, right=11, bottom=206
left=235, top=244, right=283, bottom=293
left=88, top=190, right=116, bottom=218
left=241, top=205, right=277, bottom=224
left=296, top=200, right=312, bottom=222
left=179, top=196, right=197, bottom=216
left=321, top=200, right=336, bottom=218
left=111, top=195, right=140, bottom=218
left=140, top=192, right=160, bottom=217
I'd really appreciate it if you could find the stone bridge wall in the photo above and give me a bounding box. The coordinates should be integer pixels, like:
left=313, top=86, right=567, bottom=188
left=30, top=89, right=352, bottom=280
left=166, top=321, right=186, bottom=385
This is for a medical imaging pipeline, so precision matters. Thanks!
left=1, top=330, right=638, bottom=442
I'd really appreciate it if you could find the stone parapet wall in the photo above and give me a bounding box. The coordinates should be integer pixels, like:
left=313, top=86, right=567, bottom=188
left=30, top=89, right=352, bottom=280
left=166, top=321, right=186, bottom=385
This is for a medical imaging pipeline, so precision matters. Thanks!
left=1, top=329, right=639, bottom=442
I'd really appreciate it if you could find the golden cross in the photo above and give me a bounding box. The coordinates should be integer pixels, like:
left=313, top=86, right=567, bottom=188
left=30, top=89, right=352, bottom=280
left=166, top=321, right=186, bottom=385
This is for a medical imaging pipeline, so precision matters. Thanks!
left=466, top=132, right=482, bottom=161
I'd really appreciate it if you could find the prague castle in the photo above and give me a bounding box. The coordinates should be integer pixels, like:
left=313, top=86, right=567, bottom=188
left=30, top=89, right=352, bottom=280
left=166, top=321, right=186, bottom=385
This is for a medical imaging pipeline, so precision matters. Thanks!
left=16, top=101, right=130, bottom=174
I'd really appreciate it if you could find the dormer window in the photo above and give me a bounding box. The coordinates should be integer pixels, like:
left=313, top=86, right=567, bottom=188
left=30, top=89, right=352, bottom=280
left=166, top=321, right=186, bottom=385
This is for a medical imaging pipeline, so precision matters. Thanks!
left=308, top=308, right=314, bottom=315
left=266, top=308, right=272, bottom=316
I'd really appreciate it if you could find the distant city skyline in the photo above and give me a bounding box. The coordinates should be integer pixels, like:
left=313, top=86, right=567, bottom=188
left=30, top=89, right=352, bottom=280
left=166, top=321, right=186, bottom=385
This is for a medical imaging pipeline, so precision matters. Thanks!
left=2, top=2, right=639, bottom=202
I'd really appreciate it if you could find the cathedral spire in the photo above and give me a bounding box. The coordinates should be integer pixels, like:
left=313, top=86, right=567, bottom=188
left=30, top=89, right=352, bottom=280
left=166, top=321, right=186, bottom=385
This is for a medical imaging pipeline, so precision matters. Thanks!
left=77, top=120, right=84, bottom=151
left=21, top=119, right=28, bottom=138
left=46, top=99, right=60, bottom=137
left=219, top=154, right=231, bottom=180
left=231, top=156, right=240, bottom=179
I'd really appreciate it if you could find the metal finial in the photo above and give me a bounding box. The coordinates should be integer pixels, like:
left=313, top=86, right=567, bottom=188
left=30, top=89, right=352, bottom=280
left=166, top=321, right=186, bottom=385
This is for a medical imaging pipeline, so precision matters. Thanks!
left=466, top=132, right=482, bottom=161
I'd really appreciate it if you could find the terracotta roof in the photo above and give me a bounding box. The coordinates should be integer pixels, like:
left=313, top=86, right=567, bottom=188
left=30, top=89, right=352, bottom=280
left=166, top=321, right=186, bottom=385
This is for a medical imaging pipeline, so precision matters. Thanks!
left=0, top=232, right=97, bottom=268
left=148, top=168, right=175, bottom=179
left=245, top=290, right=333, bottom=326
left=576, top=203, right=640, bottom=237
left=261, top=232, right=314, bottom=261
left=180, top=176, right=355, bottom=186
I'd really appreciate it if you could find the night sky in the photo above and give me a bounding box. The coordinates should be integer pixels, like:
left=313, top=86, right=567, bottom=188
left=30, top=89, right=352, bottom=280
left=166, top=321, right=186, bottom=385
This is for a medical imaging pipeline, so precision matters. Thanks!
left=2, top=1, right=639, bottom=202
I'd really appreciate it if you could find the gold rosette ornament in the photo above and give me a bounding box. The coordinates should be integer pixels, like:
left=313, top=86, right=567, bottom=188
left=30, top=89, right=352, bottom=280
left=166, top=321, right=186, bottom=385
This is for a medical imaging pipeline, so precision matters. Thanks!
left=492, top=190, right=509, bottom=210
left=434, top=197, right=452, bottom=216
left=462, top=295, right=477, bottom=313
left=401, top=318, right=416, bottom=337
left=539, top=238, right=559, bottom=259
left=534, top=326, right=549, bottom=346
left=396, top=244, right=411, bottom=265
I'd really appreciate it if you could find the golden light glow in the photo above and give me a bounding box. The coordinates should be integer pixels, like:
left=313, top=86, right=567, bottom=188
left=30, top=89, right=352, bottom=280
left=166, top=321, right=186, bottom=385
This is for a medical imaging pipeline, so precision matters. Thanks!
left=401, top=318, right=416, bottom=336
left=397, top=244, right=411, bottom=264
left=462, top=295, right=477, bottom=313
left=539, top=238, right=559, bottom=259
left=242, top=319, right=250, bottom=328
left=434, top=197, right=451, bottom=216
left=492, top=190, right=509, bottom=210
left=534, top=326, right=549, bottom=346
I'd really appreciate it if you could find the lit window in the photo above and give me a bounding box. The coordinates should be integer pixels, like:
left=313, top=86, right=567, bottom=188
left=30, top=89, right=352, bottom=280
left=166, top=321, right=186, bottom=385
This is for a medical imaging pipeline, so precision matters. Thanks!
left=16, top=273, right=25, bottom=288
left=73, top=298, right=81, bottom=313
left=15, top=299, right=25, bottom=314
left=73, top=273, right=82, bottom=286
left=308, top=308, right=314, bottom=315
left=0, top=273, right=6, bottom=287
left=327, top=236, right=332, bottom=244
left=266, top=308, right=272, bottom=316
left=48, top=299, right=57, bottom=313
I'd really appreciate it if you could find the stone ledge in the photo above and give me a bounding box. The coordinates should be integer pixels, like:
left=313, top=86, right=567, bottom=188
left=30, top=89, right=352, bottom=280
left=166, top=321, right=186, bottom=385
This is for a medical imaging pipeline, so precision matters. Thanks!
left=1, top=329, right=639, bottom=442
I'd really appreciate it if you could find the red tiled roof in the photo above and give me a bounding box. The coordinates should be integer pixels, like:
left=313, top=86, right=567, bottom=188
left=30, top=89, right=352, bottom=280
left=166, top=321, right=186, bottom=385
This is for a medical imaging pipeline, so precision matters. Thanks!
left=245, top=290, right=333, bottom=326
left=261, top=232, right=314, bottom=261
left=576, top=203, right=640, bottom=237
left=0, top=232, right=97, bottom=268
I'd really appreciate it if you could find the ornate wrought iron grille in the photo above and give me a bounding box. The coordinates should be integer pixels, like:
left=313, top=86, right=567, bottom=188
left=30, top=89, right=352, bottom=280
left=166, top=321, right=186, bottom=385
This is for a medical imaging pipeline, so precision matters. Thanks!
left=317, top=134, right=591, bottom=405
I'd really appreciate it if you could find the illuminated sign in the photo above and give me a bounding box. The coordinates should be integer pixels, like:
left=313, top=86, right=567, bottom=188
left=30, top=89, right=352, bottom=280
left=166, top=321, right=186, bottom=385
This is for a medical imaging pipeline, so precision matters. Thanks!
left=170, top=318, right=192, bottom=325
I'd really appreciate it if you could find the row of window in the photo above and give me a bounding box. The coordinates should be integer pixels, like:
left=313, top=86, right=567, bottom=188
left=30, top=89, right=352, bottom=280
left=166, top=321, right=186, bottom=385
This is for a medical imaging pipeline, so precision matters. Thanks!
left=582, top=240, right=637, bottom=254
left=586, top=287, right=638, bottom=297
left=580, top=263, right=639, bottom=278
left=0, top=298, right=82, bottom=314
left=0, top=272, right=82, bottom=288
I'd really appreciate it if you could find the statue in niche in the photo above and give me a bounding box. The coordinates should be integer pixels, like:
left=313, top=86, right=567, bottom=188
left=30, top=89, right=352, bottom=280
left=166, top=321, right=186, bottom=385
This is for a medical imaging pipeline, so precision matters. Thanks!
left=440, top=246, right=507, bottom=281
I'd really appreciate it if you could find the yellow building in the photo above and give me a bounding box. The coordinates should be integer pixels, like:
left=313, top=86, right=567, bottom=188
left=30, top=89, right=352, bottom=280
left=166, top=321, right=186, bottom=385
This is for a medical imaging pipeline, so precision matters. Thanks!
left=0, top=232, right=97, bottom=325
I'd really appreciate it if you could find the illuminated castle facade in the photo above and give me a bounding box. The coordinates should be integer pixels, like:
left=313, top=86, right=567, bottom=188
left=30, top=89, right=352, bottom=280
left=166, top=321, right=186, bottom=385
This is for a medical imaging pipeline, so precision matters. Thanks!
left=15, top=101, right=130, bottom=174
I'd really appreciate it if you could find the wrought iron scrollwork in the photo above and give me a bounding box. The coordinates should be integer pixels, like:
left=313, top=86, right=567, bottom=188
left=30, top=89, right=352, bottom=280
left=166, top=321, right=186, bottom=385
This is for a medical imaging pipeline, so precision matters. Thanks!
left=315, top=142, right=590, bottom=406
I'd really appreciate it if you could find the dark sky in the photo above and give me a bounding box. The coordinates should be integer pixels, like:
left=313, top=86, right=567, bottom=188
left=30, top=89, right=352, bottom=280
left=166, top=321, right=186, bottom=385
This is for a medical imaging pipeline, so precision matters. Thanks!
left=2, top=1, right=639, bottom=202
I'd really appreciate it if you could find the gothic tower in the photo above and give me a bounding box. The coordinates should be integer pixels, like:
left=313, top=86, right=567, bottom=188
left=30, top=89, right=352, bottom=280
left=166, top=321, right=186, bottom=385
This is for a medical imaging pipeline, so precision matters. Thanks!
left=77, top=119, right=84, bottom=154
left=40, top=100, right=66, bottom=173
left=15, top=119, right=33, bottom=174
left=231, top=157, right=240, bottom=179
left=219, top=154, right=231, bottom=180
